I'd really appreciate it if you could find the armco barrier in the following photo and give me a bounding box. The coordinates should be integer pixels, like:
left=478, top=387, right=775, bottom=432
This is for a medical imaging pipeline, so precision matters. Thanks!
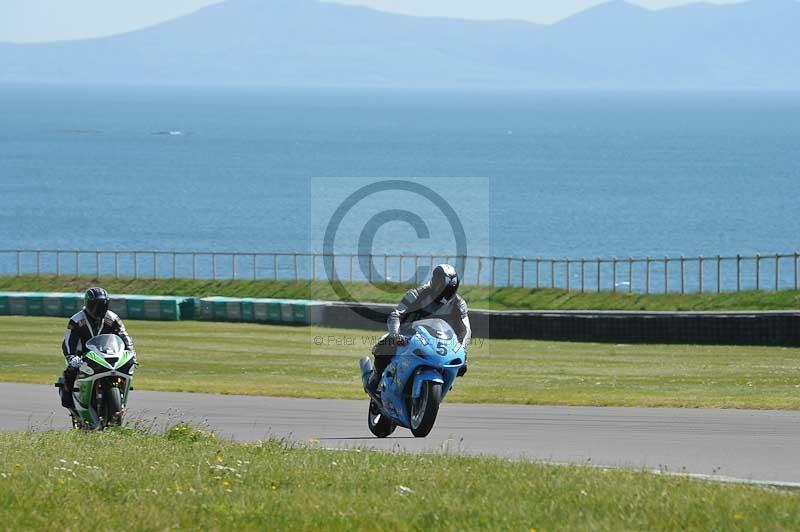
left=470, top=310, right=800, bottom=346
left=316, top=303, right=800, bottom=347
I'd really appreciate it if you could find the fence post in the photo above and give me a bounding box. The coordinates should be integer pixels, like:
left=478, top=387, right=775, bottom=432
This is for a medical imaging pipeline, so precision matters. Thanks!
left=507, top=257, right=512, bottom=287
left=384, top=254, right=388, bottom=284
left=273, top=254, right=278, bottom=281
left=795, top=252, right=799, bottom=290
left=521, top=258, right=526, bottom=288
left=114, top=252, right=119, bottom=278
left=414, top=256, right=419, bottom=284
left=172, top=252, right=177, bottom=279
left=699, top=256, right=704, bottom=293
left=627, top=257, right=633, bottom=293
left=596, top=259, right=601, bottom=292
left=566, top=259, right=571, bottom=292
left=311, top=254, right=316, bottom=281
left=349, top=254, right=354, bottom=282
left=664, top=256, right=668, bottom=294
left=96, top=251, right=100, bottom=277
left=476, top=257, right=482, bottom=287
left=775, top=253, right=780, bottom=291
left=212, top=253, right=217, bottom=280
left=716, top=255, right=721, bottom=294
left=580, top=259, right=585, bottom=293
left=16, top=251, right=20, bottom=276
left=645, top=257, right=650, bottom=294
left=612, top=257, right=617, bottom=292
left=57, top=251, right=61, bottom=277
left=76, top=251, right=80, bottom=276
left=192, top=252, right=197, bottom=281
left=152, top=251, right=157, bottom=280
left=36, top=250, right=41, bottom=276
left=680, top=256, right=685, bottom=295
left=535, top=258, right=540, bottom=288
left=491, top=257, right=497, bottom=288
left=134, top=252, right=138, bottom=279
left=736, top=254, right=741, bottom=292
left=756, top=254, right=761, bottom=290
left=253, top=254, right=257, bottom=281
left=293, top=253, right=298, bottom=281
left=399, top=256, right=403, bottom=284
left=551, top=259, right=556, bottom=289
left=368, top=254, right=374, bottom=283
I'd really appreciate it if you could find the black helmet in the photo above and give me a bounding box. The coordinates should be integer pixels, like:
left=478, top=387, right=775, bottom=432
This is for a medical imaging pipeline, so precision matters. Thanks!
left=84, top=287, right=109, bottom=320
left=430, top=264, right=460, bottom=303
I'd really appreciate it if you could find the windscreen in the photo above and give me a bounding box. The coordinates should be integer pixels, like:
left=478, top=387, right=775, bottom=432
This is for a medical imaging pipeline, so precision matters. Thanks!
left=85, top=334, right=125, bottom=356
left=413, top=319, right=455, bottom=340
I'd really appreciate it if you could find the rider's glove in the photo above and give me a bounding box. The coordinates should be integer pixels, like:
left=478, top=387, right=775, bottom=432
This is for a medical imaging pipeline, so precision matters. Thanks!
left=67, top=356, right=82, bottom=370
left=457, top=364, right=468, bottom=377
left=389, top=333, right=408, bottom=346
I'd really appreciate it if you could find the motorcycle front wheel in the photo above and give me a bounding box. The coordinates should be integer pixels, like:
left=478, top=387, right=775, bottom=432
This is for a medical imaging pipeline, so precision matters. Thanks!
left=409, top=381, right=441, bottom=438
left=367, top=400, right=396, bottom=438
left=106, top=386, right=123, bottom=427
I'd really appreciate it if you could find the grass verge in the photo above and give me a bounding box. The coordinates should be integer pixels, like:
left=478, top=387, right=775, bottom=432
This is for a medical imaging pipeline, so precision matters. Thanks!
left=3, top=316, right=800, bottom=409
left=1, top=428, right=798, bottom=530
left=2, top=275, right=800, bottom=311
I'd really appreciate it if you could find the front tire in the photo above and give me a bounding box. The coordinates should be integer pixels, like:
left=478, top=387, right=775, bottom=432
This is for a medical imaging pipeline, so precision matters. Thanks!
left=106, top=387, right=123, bottom=427
left=367, top=400, right=395, bottom=438
left=409, top=381, right=441, bottom=438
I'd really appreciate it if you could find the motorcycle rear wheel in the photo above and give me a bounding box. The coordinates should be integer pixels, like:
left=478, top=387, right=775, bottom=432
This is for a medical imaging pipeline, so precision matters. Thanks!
left=367, top=400, right=396, bottom=438
left=409, top=381, right=441, bottom=438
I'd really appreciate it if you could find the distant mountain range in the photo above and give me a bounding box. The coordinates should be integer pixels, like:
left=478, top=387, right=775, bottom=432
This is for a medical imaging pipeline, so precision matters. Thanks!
left=1, top=0, right=798, bottom=89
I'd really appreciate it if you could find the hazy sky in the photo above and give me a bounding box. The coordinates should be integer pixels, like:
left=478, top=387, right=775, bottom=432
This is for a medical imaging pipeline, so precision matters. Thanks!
left=0, top=0, right=746, bottom=43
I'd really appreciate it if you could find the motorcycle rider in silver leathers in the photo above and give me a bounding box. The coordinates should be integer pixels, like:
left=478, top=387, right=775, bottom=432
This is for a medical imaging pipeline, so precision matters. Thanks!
left=364, top=264, right=470, bottom=395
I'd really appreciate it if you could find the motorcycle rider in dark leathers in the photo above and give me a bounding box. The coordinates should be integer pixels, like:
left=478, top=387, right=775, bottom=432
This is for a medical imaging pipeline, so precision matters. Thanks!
left=60, top=287, right=136, bottom=409
left=364, top=264, right=470, bottom=395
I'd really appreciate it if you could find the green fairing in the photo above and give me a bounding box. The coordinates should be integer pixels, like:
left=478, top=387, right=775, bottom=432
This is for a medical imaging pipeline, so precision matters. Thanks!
left=78, top=379, right=93, bottom=407
left=85, top=351, right=113, bottom=370
left=115, top=351, right=134, bottom=370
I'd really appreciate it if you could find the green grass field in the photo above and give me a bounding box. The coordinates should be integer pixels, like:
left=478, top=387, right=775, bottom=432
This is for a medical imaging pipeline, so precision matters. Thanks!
left=3, top=316, right=800, bottom=409
left=3, top=275, right=800, bottom=311
left=1, top=428, right=798, bottom=531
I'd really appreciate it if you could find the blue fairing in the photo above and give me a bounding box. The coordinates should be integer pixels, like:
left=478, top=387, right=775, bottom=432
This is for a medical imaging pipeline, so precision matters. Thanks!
left=377, top=319, right=466, bottom=429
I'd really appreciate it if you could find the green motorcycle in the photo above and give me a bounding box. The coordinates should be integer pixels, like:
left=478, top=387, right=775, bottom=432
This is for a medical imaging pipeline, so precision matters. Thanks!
left=56, top=334, right=137, bottom=429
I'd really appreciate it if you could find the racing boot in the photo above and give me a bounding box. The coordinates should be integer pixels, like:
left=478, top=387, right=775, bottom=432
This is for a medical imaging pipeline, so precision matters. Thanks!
left=60, top=368, right=77, bottom=409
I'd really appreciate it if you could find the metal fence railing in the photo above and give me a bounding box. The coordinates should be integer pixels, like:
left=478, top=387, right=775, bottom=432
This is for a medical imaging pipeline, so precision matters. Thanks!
left=1, top=249, right=799, bottom=294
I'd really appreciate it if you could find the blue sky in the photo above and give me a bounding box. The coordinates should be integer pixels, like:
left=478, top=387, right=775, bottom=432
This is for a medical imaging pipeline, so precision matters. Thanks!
left=0, top=0, right=744, bottom=43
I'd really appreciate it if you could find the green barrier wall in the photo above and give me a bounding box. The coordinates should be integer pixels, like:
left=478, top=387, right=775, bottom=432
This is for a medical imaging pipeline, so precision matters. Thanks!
left=116, top=295, right=183, bottom=321
left=0, top=292, right=12, bottom=315
left=180, top=297, right=201, bottom=320
left=0, top=292, right=185, bottom=321
left=198, top=297, right=324, bottom=325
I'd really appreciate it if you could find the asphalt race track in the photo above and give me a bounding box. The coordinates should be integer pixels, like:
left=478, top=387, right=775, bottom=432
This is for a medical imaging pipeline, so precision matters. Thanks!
left=3, top=382, right=799, bottom=486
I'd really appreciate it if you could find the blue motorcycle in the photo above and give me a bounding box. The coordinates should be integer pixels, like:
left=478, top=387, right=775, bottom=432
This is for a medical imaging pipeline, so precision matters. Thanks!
left=360, top=318, right=466, bottom=438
